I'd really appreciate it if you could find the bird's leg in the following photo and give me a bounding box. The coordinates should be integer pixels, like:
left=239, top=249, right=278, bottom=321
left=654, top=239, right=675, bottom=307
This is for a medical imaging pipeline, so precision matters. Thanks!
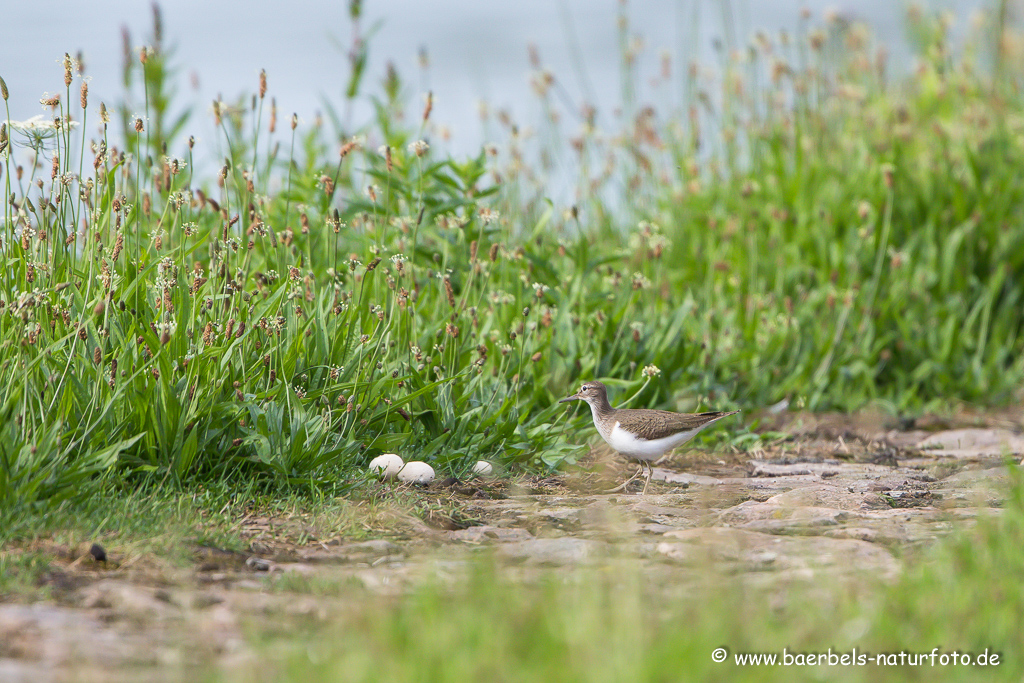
left=605, top=463, right=644, bottom=493
left=641, top=461, right=652, bottom=495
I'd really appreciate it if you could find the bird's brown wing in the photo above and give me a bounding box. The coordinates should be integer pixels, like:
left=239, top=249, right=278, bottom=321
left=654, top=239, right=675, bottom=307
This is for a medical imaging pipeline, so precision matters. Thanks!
left=614, top=409, right=739, bottom=441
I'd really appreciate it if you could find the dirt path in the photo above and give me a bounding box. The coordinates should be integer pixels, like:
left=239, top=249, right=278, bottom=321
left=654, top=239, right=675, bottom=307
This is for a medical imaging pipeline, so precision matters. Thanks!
left=1, top=421, right=1020, bottom=681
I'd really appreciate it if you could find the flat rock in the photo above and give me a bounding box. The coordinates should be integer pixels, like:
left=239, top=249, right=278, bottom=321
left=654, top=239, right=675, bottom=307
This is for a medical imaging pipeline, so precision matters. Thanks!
left=658, top=527, right=899, bottom=579
left=296, top=540, right=401, bottom=563
left=747, top=461, right=843, bottom=478
left=818, top=508, right=962, bottom=546
left=918, top=429, right=1024, bottom=458
left=536, top=507, right=584, bottom=529
left=715, top=484, right=892, bottom=532
left=719, top=501, right=851, bottom=530
left=447, top=526, right=534, bottom=544
left=937, top=466, right=1012, bottom=488
left=762, top=484, right=891, bottom=511
left=628, top=502, right=698, bottom=518
left=823, top=526, right=880, bottom=542
left=638, top=523, right=681, bottom=535
left=0, top=602, right=181, bottom=680
left=651, top=469, right=722, bottom=486
left=885, top=429, right=932, bottom=449
left=273, top=563, right=317, bottom=576
left=495, top=538, right=605, bottom=565
left=930, top=467, right=1013, bottom=507
left=76, top=581, right=174, bottom=618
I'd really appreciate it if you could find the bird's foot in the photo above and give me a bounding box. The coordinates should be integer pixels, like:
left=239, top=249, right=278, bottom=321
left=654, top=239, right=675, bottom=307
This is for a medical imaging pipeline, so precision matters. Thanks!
left=605, top=465, right=645, bottom=494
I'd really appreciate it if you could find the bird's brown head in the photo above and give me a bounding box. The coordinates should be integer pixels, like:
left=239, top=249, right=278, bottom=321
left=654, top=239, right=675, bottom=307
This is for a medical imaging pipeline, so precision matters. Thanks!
left=559, top=381, right=608, bottom=406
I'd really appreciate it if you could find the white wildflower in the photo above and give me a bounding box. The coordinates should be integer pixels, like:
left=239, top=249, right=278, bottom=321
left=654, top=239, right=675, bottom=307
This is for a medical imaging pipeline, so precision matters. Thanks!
left=408, top=140, right=429, bottom=157
left=642, top=364, right=661, bottom=378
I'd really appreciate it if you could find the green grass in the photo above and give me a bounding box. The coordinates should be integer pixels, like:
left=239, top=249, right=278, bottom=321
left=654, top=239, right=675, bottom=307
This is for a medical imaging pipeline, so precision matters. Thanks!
left=0, top=478, right=400, bottom=599
left=0, top=470, right=495, bottom=598
left=0, top=482, right=243, bottom=597
left=1, top=5, right=1023, bottom=507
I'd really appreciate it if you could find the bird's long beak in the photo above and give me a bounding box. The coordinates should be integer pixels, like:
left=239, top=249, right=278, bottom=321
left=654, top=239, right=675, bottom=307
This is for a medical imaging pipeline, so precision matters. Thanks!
left=559, top=391, right=581, bottom=404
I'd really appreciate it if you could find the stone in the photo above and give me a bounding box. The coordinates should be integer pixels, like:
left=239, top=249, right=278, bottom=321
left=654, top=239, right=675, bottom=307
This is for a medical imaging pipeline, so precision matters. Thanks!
left=747, top=461, right=846, bottom=478
left=930, top=467, right=1011, bottom=507
left=536, top=507, right=584, bottom=529
left=712, top=484, right=909, bottom=533
left=495, top=538, right=605, bottom=565
left=760, top=484, right=890, bottom=511
left=937, top=467, right=1011, bottom=488
left=719, top=501, right=850, bottom=530
left=658, top=527, right=899, bottom=579
left=651, top=469, right=721, bottom=486
left=448, top=526, right=534, bottom=544
left=917, top=429, right=1024, bottom=459
left=245, top=557, right=274, bottom=572
left=296, top=540, right=401, bottom=564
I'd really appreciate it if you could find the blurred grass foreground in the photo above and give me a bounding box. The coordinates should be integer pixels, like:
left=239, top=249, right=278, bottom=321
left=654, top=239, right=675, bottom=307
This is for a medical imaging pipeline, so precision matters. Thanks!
left=1, top=1, right=1024, bottom=508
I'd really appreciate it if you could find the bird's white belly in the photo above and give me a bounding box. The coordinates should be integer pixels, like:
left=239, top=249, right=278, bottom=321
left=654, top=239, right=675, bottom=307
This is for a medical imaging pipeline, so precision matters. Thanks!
left=602, top=422, right=702, bottom=461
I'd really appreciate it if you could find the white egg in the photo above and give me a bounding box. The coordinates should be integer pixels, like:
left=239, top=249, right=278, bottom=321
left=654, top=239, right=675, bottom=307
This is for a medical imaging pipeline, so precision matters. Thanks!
left=471, top=460, right=493, bottom=476
left=397, top=461, right=435, bottom=485
left=368, top=453, right=404, bottom=480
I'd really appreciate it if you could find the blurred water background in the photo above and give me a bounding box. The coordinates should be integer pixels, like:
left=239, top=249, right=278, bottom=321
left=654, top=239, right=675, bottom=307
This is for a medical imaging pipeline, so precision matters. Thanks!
left=2, top=1, right=995, bottom=156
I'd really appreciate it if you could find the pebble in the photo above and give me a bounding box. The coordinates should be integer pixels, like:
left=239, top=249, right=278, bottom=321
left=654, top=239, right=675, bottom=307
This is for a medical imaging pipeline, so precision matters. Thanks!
left=89, top=543, right=107, bottom=563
